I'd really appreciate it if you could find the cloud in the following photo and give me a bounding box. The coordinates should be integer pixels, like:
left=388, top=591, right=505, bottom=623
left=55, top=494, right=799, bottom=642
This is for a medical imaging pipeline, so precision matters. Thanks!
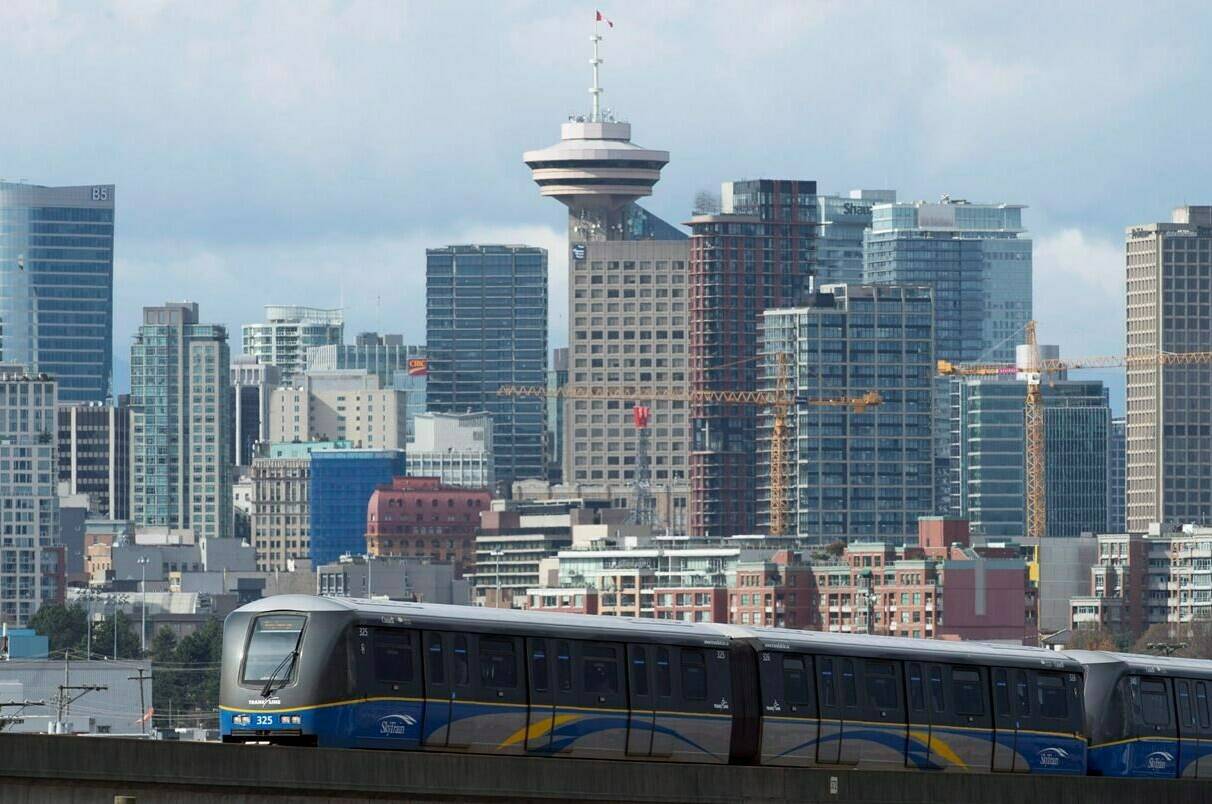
left=1033, top=228, right=1126, bottom=410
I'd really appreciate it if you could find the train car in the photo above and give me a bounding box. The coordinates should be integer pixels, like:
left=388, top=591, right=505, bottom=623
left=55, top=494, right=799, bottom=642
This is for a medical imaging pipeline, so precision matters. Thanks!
left=1074, top=650, right=1212, bottom=778
left=220, top=595, right=757, bottom=763
left=740, top=626, right=1087, bottom=775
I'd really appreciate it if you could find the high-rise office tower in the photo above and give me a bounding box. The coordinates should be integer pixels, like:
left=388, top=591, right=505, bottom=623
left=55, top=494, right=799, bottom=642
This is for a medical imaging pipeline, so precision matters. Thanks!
left=242, top=305, right=343, bottom=383
left=57, top=396, right=133, bottom=520
left=0, top=365, right=60, bottom=626
left=0, top=182, right=114, bottom=403
left=951, top=348, right=1110, bottom=539
left=308, top=448, right=405, bottom=565
left=268, top=370, right=407, bottom=449
left=524, top=33, right=691, bottom=527
left=230, top=355, right=281, bottom=467
left=307, top=333, right=426, bottom=440
left=864, top=197, right=1033, bottom=513
left=130, top=302, right=232, bottom=539
left=1126, top=206, right=1212, bottom=531
left=687, top=179, right=819, bottom=538
left=757, top=286, right=935, bottom=544
left=814, top=190, right=897, bottom=286
left=426, top=245, right=547, bottom=486
left=1109, top=416, right=1126, bottom=533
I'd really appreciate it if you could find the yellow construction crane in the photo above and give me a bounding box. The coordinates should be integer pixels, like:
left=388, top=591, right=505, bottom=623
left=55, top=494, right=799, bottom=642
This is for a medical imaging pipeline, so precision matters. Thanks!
left=938, top=321, right=1212, bottom=540
left=498, top=352, right=882, bottom=537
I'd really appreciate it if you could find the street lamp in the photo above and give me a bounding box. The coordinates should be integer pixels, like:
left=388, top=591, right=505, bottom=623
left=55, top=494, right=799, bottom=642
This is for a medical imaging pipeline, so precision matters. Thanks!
left=109, top=594, right=130, bottom=660
left=80, top=589, right=100, bottom=660
left=137, top=557, right=149, bottom=655
left=489, top=548, right=505, bottom=609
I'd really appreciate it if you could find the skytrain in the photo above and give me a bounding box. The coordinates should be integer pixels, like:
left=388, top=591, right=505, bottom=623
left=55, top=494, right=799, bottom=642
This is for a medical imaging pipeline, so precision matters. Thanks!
left=219, top=595, right=1212, bottom=778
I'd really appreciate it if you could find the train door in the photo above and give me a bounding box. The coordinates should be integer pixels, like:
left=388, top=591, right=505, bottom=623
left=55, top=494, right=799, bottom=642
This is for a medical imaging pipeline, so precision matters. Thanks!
left=422, top=631, right=453, bottom=748
left=570, top=641, right=628, bottom=759
left=352, top=627, right=424, bottom=749
left=815, top=655, right=861, bottom=765
left=857, top=658, right=905, bottom=770
left=626, top=644, right=655, bottom=757
left=1175, top=679, right=1199, bottom=778
left=904, top=662, right=932, bottom=770
left=550, top=639, right=576, bottom=754
left=991, top=668, right=1020, bottom=773
left=466, top=634, right=525, bottom=754
left=525, top=638, right=554, bottom=753
left=920, top=663, right=993, bottom=772
left=757, top=651, right=818, bottom=766
left=1194, top=681, right=1212, bottom=777
left=649, top=646, right=675, bottom=758
left=1128, top=675, right=1178, bottom=778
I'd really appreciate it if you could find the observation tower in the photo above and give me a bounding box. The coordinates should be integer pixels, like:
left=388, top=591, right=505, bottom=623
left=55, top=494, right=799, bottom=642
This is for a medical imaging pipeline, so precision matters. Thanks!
left=523, top=32, right=671, bottom=242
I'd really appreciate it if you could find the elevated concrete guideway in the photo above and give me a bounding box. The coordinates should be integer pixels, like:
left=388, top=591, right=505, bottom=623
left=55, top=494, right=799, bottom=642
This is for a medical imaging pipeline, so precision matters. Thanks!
left=0, top=734, right=1210, bottom=803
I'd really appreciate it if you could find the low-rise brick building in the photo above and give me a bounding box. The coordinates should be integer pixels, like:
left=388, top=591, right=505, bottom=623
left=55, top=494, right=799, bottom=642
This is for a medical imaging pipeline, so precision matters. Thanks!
left=365, top=477, right=491, bottom=575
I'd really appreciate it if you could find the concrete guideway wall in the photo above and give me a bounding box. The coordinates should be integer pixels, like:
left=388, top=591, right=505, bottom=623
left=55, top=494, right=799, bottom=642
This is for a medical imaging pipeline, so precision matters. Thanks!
left=1, top=734, right=1211, bottom=803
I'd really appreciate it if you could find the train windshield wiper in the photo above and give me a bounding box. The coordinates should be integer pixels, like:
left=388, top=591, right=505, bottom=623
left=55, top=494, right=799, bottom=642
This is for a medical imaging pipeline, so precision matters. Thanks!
left=260, top=648, right=300, bottom=698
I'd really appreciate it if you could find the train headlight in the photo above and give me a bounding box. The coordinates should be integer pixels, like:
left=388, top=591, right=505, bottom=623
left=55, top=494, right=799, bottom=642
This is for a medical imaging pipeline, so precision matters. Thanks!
left=233, top=715, right=250, bottom=726
left=288, top=715, right=301, bottom=725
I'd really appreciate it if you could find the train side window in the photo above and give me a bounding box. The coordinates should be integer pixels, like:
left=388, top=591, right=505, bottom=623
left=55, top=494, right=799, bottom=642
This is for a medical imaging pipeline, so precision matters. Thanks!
left=531, top=644, right=549, bottom=692
left=1176, top=680, right=1196, bottom=728
left=426, top=633, right=445, bottom=685
left=840, top=659, right=858, bottom=708
left=681, top=649, right=707, bottom=701
left=1015, top=670, right=1031, bottom=716
left=631, top=649, right=649, bottom=697
left=584, top=645, right=620, bottom=694
left=479, top=636, right=517, bottom=689
left=818, top=658, right=837, bottom=708
left=993, top=669, right=1011, bottom=714
left=952, top=668, right=984, bottom=716
left=1037, top=673, right=1067, bottom=719
left=373, top=630, right=414, bottom=684
left=864, top=661, right=898, bottom=710
left=907, top=663, right=925, bottom=712
left=1197, top=682, right=1211, bottom=729
left=453, top=635, right=470, bottom=686
left=783, top=657, right=811, bottom=706
left=928, top=666, right=946, bottom=713
left=557, top=641, right=573, bottom=692
left=1140, top=679, right=1171, bottom=726
left=656, top=648, right=672, bottom=698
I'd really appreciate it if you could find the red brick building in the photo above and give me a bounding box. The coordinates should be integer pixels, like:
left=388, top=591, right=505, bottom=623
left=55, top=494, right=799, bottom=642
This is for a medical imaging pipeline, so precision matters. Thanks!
left=365, top=477, right=490, bottom=575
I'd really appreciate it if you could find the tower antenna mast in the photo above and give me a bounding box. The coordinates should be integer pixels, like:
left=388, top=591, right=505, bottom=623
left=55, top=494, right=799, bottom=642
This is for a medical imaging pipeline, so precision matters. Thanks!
left=589, top=30, right=604, bottom=122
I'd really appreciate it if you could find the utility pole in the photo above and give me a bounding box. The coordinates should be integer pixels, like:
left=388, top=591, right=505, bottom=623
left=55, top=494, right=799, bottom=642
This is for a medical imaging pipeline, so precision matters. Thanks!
left=0, top=700, right=45, bottom=732
left=55, top=650, right=107, bottom=733
left=128, top=668, right=152, bottom=736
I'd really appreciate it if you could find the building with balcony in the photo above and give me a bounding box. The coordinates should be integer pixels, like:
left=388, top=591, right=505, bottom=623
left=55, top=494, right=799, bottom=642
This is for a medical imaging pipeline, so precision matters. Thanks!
left=242, top=305, right=343, bottom=383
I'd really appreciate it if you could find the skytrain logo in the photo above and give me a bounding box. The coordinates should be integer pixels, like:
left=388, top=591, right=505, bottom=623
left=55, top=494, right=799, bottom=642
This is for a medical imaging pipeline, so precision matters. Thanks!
left=378, top=714, right=418, bottom=736
left=1037, top=747, right=1070, bottom=767
left=1146, top=751, right=1175, bottom=770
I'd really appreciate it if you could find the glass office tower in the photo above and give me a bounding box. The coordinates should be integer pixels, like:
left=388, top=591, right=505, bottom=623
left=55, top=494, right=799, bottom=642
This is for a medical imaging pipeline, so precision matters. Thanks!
left=0, top=181, right=115, bottom=402
left=308, top=449, right=405, bottom=565
left=426, top=245, right=547, bottom=486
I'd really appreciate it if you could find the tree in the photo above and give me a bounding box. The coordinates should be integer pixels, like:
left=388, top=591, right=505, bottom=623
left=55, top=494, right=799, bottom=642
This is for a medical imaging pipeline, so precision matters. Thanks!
left=825, top=540, right=846, bottom=558
left=83, top=609, right=142, bottom=659
left=1068, top=626, right=1120, bottom=652
left=152, top=618, right=223, bottom=731
left=26, top=603, right=87, bottom=654
left=149, top=626, right=178, bottom=665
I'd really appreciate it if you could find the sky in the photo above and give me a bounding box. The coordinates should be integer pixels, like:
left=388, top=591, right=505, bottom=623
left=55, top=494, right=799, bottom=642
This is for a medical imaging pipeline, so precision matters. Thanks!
left=3, top=1, right=1211, bottom=409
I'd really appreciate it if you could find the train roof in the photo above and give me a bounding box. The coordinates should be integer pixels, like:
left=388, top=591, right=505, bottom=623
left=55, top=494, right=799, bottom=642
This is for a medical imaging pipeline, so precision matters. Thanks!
left=1066, top=649, right=1212, bottom=679
left=235, top=595, right=734, bottom=647
left=729, top=624, right=1082, bottom=670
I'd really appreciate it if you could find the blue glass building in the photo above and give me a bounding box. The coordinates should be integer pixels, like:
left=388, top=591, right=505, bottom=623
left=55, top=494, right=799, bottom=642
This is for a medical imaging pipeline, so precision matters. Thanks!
left=952, top=376, right=1110, bottom=538
left=308, top=449, right=405, bottom=565
left=0, top=182, right=114, bottom=402
left=426, top=245, right=547, bottom=486
left=758, top=285, right=935, bottom=544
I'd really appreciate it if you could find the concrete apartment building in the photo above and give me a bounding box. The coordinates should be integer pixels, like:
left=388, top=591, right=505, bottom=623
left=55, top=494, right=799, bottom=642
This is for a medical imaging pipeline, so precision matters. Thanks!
left=306, top=333, right=427, bottom=441
left=129, top=302, right=232, bottom=541
left=230, top=356, right=281, bottom=467
left=242, top=305, right=343, bottom=383
left=248, top=440, right=350, bottom=572
left=406, top=412, right=494, bottom=489
left=0, top=367, right=61, bottom=627
left=1125, top=206, right=1212, bottom=532
left=269, top=370, right=407, bottom=450
left=57, top=396, right=133, bottom=521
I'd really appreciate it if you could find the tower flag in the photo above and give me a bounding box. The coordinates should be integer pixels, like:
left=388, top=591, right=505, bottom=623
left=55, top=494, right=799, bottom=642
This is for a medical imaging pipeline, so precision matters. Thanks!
left=595, top=10, right=613, bottom=27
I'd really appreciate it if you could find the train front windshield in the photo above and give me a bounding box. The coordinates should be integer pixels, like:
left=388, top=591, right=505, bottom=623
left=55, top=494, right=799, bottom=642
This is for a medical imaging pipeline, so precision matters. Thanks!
left=242, top=614, right=306, bottom=685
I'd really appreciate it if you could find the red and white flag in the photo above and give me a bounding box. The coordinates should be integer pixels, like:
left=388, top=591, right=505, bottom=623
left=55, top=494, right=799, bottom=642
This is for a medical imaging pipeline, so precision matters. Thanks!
left=596, top=10, right=613, bottom=27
